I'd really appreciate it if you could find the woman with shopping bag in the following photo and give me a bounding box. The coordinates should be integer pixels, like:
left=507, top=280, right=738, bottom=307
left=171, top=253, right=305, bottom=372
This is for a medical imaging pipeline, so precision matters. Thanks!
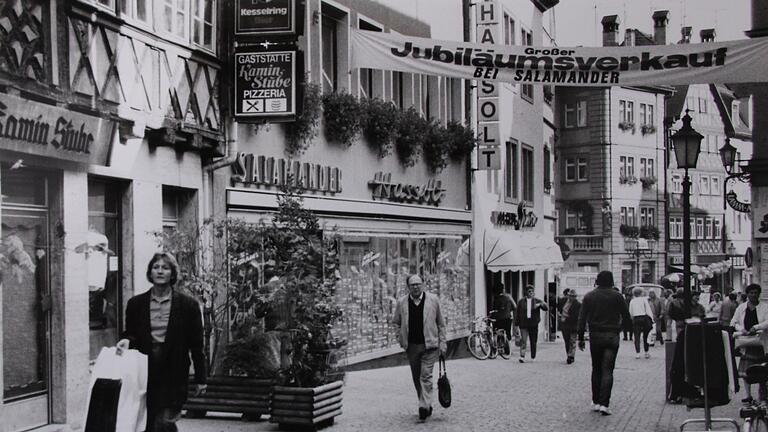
left=731, top=283, right=768, bottom=404
left=116, top=252, right=207, bottom=432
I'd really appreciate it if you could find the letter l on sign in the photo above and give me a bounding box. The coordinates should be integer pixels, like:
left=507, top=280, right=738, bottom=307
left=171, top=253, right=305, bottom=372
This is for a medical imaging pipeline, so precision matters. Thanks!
left=478, top=146, right=500, bottom=170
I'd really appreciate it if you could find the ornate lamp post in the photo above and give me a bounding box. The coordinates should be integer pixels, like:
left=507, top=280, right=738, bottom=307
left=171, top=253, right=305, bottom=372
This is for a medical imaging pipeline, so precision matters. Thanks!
left=719, top=137, right=753, bottom=212
left=671, top=111, right=703, bottom=316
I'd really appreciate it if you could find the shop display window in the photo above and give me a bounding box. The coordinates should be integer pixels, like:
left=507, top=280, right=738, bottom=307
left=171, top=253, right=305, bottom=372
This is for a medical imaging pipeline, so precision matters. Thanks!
left=332, top=234, right=471, bottom=360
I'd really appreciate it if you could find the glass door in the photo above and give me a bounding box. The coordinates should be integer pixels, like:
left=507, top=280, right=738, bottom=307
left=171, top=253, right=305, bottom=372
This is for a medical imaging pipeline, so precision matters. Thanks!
left=1, top=167, right=52, bottom=430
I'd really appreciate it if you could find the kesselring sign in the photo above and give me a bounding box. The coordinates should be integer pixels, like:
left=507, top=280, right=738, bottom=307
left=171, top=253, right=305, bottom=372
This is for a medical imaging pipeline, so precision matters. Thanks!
left=350, top=29, right=768, bottom=86
left=235, top=0, right=296, bottom=36
left=234, top=50, right=297, bottom=119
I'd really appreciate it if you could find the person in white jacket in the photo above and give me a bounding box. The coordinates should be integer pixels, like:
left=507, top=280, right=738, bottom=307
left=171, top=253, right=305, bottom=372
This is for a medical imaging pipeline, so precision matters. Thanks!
left=628, top=287, right=655, bottom=359
left=731, top=283, right=768, bottom=402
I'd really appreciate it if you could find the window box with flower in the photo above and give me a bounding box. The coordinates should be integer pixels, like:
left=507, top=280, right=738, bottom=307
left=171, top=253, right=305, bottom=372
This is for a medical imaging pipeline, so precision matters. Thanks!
left=640, top=124, right=657, bottom=136
left=619, top=174, right=638, bottom=185
left=639, top=225, right=660, bottom=240
left=618, top=121, right=636, bottom=133
left=640, top=176, right=657, bottom=190
left=619, top=224, right=640, bottom=238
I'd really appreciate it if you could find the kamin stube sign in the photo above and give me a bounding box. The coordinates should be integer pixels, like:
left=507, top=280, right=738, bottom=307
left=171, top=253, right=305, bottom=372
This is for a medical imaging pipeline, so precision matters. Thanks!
left=234, top=50, right=296, bottom=119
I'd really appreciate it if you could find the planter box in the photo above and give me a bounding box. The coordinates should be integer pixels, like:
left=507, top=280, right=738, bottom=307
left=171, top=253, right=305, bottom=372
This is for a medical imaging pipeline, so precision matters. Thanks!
left=183, top=376, right=276, bottom=421
left=270, top=380, right=343, bottom=430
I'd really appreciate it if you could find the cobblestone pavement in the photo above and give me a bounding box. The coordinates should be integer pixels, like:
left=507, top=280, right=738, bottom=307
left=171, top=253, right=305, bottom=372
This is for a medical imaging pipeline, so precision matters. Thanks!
left=179, top=340, right=743, bottom=432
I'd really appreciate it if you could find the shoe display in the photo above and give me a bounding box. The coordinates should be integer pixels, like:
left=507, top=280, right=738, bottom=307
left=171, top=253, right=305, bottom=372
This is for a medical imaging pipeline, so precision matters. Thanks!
left=599, top=406, right=612, bottom=416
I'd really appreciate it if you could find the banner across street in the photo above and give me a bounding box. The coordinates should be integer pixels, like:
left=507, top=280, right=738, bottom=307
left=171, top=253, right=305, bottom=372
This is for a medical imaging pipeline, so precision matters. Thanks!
left=351, top=29, right=768, bottom=86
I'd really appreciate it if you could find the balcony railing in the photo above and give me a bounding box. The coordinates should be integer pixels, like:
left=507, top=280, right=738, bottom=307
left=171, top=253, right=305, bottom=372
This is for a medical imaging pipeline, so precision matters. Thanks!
left=624, top=238, right=658, bottom=252
left=559, top=235, right=605, bottom=252
left=697, top=240, right=723, bottom=255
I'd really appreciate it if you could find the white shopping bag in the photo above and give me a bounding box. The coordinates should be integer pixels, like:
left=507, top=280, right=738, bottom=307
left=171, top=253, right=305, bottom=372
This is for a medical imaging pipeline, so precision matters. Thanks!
left=84, top=347, right=148, bottom=432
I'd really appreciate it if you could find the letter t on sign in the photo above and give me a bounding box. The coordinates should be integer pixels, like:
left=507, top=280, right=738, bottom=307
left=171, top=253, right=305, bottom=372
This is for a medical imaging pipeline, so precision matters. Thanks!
left=478, top=146, right=500, bottom=170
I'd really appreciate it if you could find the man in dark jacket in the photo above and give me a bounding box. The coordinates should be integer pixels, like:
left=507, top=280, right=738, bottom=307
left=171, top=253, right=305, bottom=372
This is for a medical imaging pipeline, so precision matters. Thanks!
left=515, top=285, right=548, bottom=363
left=559, top=289, right=581, bottom=364
left=578, top=271, right=632, bottom=416
left=493, top=287, right=517, bottom=342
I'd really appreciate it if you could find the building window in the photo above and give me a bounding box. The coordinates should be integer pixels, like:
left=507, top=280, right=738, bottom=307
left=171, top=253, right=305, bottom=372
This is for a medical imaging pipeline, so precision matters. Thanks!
left=696, top=218, right=704, bottom=239
left=733, top=102, right=741, bottom=125
left=577, top=158, right=588, bottom=181
left=620, top=156, right=635, bottom=178
left=713, top=218, right=722, bottom=239
left=671, top=173, right=682, bottom=193
left=506, top=140, right=518, bottom=199
left=640, top=103, right=654, bottom=125
left=670, top=217, right=683, bottom=239
left=620, top=207, right=628, bottom=225
left=120, top=0, right=151, bottom=24
left=160, top=0, right=189, bottom=39
left=321, top=14, right=339, bottom=93
left=392, top=72, right=404, bottom=109
left=640, top=207, right=655, bottom=227
left=162, top=188, right=181, bottom=235
left=565, top=158, right=575, bottom=182
left=628, top=207, right=636, bottom=226
left=711, top=176, right=721, bottom=195
left=520, top=29, right=533, bottom=101
left=503, top=13, right=515, bottom=45
left=705, top=218, right=713, bottom=239
left=543, top=146, right=551, bottom=193
left=639, top=158, right=655, bottom=178
left=522, top=146, right=534, bottom=202
left=699, top=97, right=708, bottom=113
left=564, top=101, right=587, bottom=128
left=191, top=0, right=215, bottom=50
left=578, top=263, right=600, bottom=272
left=700, top=175, right=710, bottom=195
left=691, top=219, right=697, bottom=239
left=566, top=209, right=586, bottom=230
left=619, top=100, right=634, bottom=123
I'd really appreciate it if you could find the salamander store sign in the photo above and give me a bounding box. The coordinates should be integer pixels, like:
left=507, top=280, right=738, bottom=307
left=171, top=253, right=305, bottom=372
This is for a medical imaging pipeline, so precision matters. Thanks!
left=234, top=50, right=296, bottom=119
left=0, top=92, right=112, bottom=165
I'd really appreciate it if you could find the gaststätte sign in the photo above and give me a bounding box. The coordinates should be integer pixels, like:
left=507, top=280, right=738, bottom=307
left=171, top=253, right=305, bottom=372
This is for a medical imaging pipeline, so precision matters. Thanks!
left=0, top=92, right=113, bottom=165
left=350, top=29, right=768, bottom=86
left=234, top=50, right=296, bottom=119
left=236, top=0, right=295, bottom=36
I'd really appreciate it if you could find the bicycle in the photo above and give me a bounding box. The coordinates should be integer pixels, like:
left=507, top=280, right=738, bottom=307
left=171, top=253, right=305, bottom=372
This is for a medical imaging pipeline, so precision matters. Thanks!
left=466, top=312, right=513, bottom=360
left=741, top=361, right=768, bottom=432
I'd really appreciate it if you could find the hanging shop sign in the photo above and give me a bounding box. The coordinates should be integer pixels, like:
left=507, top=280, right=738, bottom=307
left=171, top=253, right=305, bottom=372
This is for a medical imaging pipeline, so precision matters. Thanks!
left=0, top=93, right=113, bottom=165
left=490, top=202, right=538, bottom=230
left=726, top=190, right=751, bottom=213
left=232, top=153, right=342, bottom=193
left=350, top=29, right=768, bottom=86
left=234, top=49, right=297, bottom=119
left=235, top=0, right=296, bottom=36
left=474, top=0, right=500, bottom=171
left=368, top=172, right=445, bottom=206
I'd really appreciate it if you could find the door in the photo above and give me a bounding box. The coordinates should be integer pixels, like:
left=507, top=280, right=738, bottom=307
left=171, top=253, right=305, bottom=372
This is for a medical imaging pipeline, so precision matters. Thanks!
left=1, top=168, right=52, bottom=431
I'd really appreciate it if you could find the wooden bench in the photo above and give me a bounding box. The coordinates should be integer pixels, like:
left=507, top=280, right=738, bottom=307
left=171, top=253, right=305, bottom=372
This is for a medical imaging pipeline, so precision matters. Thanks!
left=183, top=376, right=275, bottom=421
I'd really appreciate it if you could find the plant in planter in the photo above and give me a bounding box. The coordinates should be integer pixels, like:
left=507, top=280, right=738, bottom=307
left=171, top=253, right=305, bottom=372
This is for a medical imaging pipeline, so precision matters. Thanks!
left=445, top=121, right=477, bottom=163
left=618, top=121, right=636, bottom=133
left=619, top=174, right=638, bottom=185
left=422, top=121, right=450, bottom=173
left=361, top=98, right=399, bottom=158
left=639, top=225, right=660, bottom=240
left=284, top=81, right=322, bottom=156
left=619, top=224, right=640, bottom=238
left=640, top=176, right=657, bottom=190
left=322, top=92, right=363, bottom=147
left=641, top=124, right=657, bottom=135
left=395, top=107, right=429, bottom=167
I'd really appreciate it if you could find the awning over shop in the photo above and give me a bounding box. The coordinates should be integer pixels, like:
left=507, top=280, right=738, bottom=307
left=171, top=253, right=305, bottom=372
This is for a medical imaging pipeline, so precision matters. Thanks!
left=482, top=227, right=564, bottom=273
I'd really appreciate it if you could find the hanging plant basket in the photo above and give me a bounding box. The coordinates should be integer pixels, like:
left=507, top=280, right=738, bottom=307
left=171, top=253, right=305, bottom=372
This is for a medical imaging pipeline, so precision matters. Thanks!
left=361, top=98, right=399, bottom=158
left=422, top=121, right=450, bottom=173
left=445, top=121, right=477, bottom=163
left=284, top=81, right=322, bottom=157
left=395, top=107, right=428, bottom=167
left=322, top=92, right=363, bottom=147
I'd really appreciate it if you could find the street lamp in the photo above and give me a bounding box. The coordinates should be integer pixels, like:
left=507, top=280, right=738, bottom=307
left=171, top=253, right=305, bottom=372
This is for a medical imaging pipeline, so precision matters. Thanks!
left=671, top=110, right=703, bottom=317
left=719, top=137, right=752, bottom=211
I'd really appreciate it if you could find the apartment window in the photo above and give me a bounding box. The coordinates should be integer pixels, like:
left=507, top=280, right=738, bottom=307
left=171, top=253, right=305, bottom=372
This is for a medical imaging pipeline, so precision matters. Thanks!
left=696, top=218, right=704, bottom=239
left=543, top=146, right=551, bottom=193
left=162, top=188, right=181, bottom=235
left=711, top=176, right=721, bottom=195
left=619, top=100, right=634, bottom=123
left=506, top=140, right=518, bottom=199
left=120, top=0, right=151, bottom=24
left=565, top=158, right=576, bottom=182
left=627, top=157, right=635, bottom=177
left=640, top=103, right=654, bottom=125
left=321, top=14, right=340, bottom=93
left=713, top=218, right=722, bottom=239
left=628, top=207, right=636, bottom=226
left=94, top=0, right=115, bottom=9
left=520, top=29, right=533, bottom=101
left=620, top=156, right=626, bottom=177
left=705, top=218, right=713, bottom=239
left=503, top=13, right=515, bottom=45
left=640, top=158, right=654, bottom=178
left=620, top=207, right=628, bottom=225
left=691, top=219, right=697, bottom=239
left=640, top=207, right=655, bottom=227
left=640, top=104, right=646, bottom=126
left=670, top=217, right=683, bottom=239
left=577, top=158, right=588, bottom=181
left=522, top=146, right=534, bottom=202
left=160, top=0, right=188, bottom=39
left=620, top=156, right=635, bottom=178
left=699, top=97, right=708, bottom=113
left=392, top=72, right=404, bottom=109
left=671, top=174, right=682, bottom=193
left=191, top=0, right=215, bottom=50
left=566, top=209, right=586, bottom=230
left=700, top=175, right=710, bottom=195
left=564, top=101, right=587, bottom=128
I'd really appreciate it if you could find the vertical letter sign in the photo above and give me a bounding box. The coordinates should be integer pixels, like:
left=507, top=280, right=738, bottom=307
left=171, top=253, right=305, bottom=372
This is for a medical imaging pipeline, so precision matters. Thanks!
left=236, top=0, right=296, bottom=36
left=234, top=50, right=297, bottom=119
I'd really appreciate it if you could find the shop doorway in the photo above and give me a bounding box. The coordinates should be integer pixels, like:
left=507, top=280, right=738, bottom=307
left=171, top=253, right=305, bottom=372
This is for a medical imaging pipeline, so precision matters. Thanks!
left=1, top=167, right=54, bottom=430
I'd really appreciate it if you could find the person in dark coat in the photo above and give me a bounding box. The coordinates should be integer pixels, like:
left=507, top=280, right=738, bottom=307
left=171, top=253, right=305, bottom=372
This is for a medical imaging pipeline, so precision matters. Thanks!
left=514, top=285, right=548, bottom=363
left=493, top=287, right=517, bottom=341
left=559, top=289, right=581, bottom=364
left=117, top=252, right=207, bottom=432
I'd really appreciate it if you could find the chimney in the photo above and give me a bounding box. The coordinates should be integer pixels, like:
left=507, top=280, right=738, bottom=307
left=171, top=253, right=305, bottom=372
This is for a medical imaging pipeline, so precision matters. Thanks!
left=700, top=28, right=716, bottom=42
left=624, top=28, right=635, bottom=46
left=601, top=15, right=620, bottom=46
left=652, top=10, right=670, bottom=45
left=681, top=26, right=692, bottom=44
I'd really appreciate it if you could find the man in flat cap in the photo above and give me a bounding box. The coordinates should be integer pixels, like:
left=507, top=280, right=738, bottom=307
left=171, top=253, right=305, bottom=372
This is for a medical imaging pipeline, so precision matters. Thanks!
left=392, top=274, right=447, bottom=421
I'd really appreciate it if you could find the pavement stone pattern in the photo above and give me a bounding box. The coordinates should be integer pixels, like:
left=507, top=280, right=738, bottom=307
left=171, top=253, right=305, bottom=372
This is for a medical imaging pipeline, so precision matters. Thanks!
left=179, top=340, right=743, bottom=432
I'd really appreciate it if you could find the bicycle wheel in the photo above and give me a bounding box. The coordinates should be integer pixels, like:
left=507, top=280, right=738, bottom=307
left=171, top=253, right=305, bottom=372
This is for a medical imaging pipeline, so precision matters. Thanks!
left=744, top=417, right=768, bottom=432
left=467, top=333, right=490, bottom=360
left=497, top=331, right=513, bottom=359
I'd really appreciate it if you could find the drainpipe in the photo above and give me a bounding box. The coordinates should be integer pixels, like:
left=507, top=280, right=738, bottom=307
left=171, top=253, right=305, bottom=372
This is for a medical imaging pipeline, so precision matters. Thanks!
left=204, top=117, right=239, bottom=172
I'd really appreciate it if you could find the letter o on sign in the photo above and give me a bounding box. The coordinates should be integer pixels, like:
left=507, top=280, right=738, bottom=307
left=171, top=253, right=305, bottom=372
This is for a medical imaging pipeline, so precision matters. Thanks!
left=480, top=100, right=497, bottom=119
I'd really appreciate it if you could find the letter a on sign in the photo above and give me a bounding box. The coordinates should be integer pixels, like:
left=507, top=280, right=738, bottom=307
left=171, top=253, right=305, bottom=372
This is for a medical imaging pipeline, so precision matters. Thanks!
left=478, top=146, right=500, bottom=170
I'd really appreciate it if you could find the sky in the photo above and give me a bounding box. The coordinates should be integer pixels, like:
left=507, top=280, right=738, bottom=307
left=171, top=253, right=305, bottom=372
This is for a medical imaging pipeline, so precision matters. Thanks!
left=547, top=0, right=751, bottom=46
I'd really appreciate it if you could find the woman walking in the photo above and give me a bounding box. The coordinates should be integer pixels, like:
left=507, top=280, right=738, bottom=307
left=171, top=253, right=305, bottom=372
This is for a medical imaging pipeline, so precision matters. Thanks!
left=116, top=252, right=207, bottom=432
left=628, top=287, right=654, bottom=359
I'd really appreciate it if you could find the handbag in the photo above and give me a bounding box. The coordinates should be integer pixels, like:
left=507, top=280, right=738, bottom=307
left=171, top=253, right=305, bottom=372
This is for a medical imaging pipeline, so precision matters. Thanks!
left=437, top=355, right=451, bottom=408
left=513, top=326, right=522, bottom=347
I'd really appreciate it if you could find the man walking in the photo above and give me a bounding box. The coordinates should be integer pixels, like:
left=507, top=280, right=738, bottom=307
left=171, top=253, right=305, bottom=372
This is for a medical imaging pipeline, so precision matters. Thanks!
left=578, top=271, right=632, bottom=416
left=647, top=290, right=664, bottom=346
left=720, top=292, right=739, bottom=328
left=393, top=275, right=447, bottom=421
left=559, top=289, right=581, bottom=364
left=515, top=285, right=548, bottom=363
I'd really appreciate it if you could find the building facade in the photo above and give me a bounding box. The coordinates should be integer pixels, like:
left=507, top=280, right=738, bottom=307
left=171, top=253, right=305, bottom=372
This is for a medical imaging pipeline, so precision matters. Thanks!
left=0, top=1, right=222, bottom=430
left=555, top=14, right=670, bottom=295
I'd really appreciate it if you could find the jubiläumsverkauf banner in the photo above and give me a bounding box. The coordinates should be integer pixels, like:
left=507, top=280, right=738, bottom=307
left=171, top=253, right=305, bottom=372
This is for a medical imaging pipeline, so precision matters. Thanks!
left=351, top=29, right=768, bottom=86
